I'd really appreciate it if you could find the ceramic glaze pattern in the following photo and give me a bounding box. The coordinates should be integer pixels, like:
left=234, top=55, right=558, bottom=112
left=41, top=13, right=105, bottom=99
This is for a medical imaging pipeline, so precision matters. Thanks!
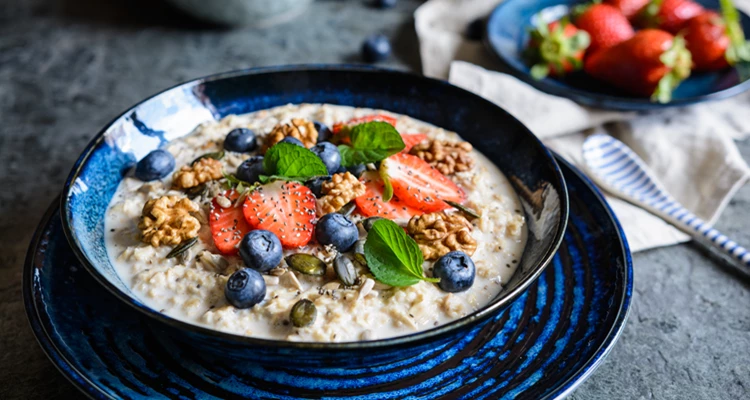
left=26, top=158, right=633, bottom=399
left=485, top=0, right=750, bottom=110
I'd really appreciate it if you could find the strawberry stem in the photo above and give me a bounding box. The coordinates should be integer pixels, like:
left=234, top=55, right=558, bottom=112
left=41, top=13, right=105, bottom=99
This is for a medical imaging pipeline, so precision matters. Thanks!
left=525, top=16, right=590, bottom=80
left=378, top=164, right=393, bottom=203
left=639, top=0, right=664, bottom=28
left=720, top=0, right=750, bottom=64
left=653, top=35, right=692, bottom=103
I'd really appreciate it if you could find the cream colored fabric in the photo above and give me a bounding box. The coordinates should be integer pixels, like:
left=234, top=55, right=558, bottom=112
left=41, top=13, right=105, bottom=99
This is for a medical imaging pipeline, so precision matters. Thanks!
left=416, top=0, right=750, bottom=251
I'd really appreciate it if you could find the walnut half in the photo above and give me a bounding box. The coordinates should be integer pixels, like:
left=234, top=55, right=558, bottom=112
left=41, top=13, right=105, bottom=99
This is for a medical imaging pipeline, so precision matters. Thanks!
left=406, top=212, right=477, bottom=260
left=319, top=172, right=366, bottom=214
left=263, top=118, right=318, bottom=152
left=138, top=195, right=201, bottom=247
left=172, top=158, right=223, bottom=189
left=410, top=139, right=474, bottom=175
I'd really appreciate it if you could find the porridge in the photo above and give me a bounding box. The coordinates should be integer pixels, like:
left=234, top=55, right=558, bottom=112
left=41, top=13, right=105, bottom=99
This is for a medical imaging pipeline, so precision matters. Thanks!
left=105, top=103, right=527, bottom=342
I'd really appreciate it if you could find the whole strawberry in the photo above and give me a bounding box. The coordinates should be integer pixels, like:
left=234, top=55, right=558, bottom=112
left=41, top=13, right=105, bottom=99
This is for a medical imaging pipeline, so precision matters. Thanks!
left=605, top=0, right=650, bottom=19
left=525, top=18, right=591, bottom=80
left=684, top=0, right=750, bottom=71
left=574, top=3, right=635, bottom=54
left=584, top=29, right=692, bottom=102
left=638, top=0, right=704, bottom=33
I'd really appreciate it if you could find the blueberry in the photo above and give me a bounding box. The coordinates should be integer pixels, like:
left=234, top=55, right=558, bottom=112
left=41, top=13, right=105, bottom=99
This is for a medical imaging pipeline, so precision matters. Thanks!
left=347, top=163, right=367, bottom=177
left=311, top=142, right=342, bottom=174
left=314, top=121, right=332, bottom=143
left=315, top=213, right=358, bottom=252
left=466, top=18, right=485, bottom=41
left=373, top=0, right=397, bottom=8
left=433, top=251, right=476, bottom=293
left=224, top=128, right=257, bottom=153
left=236, top=156, right=265, bottom=183
left=239, top=230, right=283, bottom=272
left=335, top=164, right=347, bottom=174
left=305, top=175, right=332, bottom=198
left=225, top=268, right=266, bottom=309
left=362, top=34, right=392, bottom=63
left=135, top=149, right=175, bottom=181
left=280, top=136, right=304, bottom=147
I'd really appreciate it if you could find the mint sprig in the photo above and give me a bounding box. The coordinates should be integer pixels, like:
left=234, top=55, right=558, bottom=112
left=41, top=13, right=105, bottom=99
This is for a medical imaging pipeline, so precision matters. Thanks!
left=338, top=121, right=405, bottom=167
left=262, top=142, right=329, bottom=182
left=364, top=219, right=439, bottom=287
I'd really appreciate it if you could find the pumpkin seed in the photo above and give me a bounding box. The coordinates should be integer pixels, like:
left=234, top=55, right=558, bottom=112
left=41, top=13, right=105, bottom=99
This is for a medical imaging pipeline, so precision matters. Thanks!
left=166, top=237, right=198, bottom=259
left=290, top=299, right=317, bottom=328
left=353, top=253, right=367, bottom=267
left=445, top=200, right=481, bottom=219
left=334, top=255, right=357, bottom=286
left=337, top=201, right=357, bottom=217
left=285, top=253, right=326, bottom=276
left=352, top=239, right=367, bottom=267
left=361, top=216, right=384, bottom=232
left=191, top=150, right=225, bottom=166
left=185, top=184, right=208, bottom=199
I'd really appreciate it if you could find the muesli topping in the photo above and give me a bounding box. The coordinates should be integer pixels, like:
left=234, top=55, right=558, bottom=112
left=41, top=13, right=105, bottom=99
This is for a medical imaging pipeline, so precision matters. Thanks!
left=107, top=104, right=526, bottom=342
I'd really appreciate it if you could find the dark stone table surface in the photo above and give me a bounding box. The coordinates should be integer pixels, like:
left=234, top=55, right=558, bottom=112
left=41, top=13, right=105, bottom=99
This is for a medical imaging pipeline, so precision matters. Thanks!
left=1, top=0, right=749, bottom=398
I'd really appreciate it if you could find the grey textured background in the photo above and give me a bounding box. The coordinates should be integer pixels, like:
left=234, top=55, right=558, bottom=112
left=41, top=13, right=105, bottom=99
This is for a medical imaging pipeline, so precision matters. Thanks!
left=1, top=0, right=749, bottom=398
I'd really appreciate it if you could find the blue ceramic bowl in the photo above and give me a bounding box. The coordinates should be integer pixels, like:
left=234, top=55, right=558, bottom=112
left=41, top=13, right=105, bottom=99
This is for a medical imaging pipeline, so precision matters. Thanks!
left=60, top=65, right=569, bottom=367
left=486, top=0, right=750, bottom=110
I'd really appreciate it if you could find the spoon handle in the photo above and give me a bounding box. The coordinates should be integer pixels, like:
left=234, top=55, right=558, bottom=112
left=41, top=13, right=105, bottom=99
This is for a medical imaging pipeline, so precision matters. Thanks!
left=583, top=133, right=750, bottom=276
left=640, top=198, right=750, bottom=276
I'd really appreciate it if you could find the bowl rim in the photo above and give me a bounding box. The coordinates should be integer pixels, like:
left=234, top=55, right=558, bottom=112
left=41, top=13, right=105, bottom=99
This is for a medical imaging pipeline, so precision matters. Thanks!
left=60, top=64, right=569, bottom=350
left=484, top=0, right=750, bottom=111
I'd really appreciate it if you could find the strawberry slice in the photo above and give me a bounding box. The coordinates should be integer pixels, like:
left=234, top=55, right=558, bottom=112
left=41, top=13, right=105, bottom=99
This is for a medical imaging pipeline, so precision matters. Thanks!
left=400, top=133, right=428, bottom=152
left=242, top=180, right=316, bottom=248
left=209, top=190, right=251, bottom=255
left=355, top=171, right=422, bottom=220
left=381, top=152, right=466, bottom=213
left=332, top=114, right=398, bottom=135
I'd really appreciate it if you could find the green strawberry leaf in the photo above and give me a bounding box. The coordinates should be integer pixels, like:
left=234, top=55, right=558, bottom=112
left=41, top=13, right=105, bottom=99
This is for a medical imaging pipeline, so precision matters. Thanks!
left=530, top=63, right=550, bottom=80
left=570, top=30, right=591, bottom=52
left=364, top=219, right=439, bottom=287
left=263, top=142, right=329, bottom=180
left=534, top=15, right=549, bottom=36
left=653, top=35, right=691, bottom=103
left=378, top=165, right=393, bottom=202
left=720, top=0, right=750, bottom=64
left=338, top=121, right=405, bottom=167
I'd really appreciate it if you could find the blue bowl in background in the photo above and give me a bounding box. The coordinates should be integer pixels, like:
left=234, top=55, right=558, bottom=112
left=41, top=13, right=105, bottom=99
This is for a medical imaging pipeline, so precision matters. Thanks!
left=485, top=0, right=750, bottom=111
left=60, top=65, right=568, bottom=367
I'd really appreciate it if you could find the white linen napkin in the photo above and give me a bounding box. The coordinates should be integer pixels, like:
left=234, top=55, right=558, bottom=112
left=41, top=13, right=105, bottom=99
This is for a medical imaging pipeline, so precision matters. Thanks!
left=415, top=0, right=750, bottom=252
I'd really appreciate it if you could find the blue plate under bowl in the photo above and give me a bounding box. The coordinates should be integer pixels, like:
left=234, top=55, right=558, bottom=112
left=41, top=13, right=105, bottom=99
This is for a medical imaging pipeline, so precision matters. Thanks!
left=26, top=155, right=632, bottom=399
left=59, top=65, right=568, bottom=368
left=486, top=0, right=750, bottom=110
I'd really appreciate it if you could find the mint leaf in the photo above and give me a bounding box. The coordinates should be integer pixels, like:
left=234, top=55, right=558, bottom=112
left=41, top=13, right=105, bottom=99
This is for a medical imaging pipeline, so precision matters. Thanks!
left=364, top=219, right=439, bottom=287
left=339, top=121, right=405, bottom=167
left=263, top=142, right=329, bottom=180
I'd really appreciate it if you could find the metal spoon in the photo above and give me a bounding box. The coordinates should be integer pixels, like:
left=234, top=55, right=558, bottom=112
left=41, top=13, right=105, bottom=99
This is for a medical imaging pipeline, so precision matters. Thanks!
left=582, top=133, right=750, bottom=276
